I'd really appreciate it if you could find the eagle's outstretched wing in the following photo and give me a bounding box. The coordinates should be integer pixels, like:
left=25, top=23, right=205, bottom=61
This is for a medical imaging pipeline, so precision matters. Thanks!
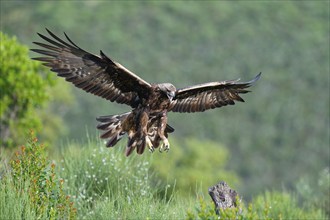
left=169, top=73, right=261, bottom=113
left=31, top=29, right=152, bottom=107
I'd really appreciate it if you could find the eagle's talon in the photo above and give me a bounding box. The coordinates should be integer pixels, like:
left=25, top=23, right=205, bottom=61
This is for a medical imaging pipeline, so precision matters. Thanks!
left=149, top=146, right=155, bottom=153
left=163, top=144, right=170, bottom=152
left=159, top=139, right=170, bottom=153
left=163, top=139, right=170, bottom=152
left=146, top=136, right=154, bottom=153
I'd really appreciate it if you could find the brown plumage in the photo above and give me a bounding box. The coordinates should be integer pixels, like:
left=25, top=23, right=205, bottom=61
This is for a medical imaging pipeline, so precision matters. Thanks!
left=31, top=29, right=261, bottom=156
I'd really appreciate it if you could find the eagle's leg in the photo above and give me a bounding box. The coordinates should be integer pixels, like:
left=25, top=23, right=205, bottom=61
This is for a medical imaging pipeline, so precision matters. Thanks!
left=126, top=130, right=136, bottom=156
left=158, top=113, right=170, bottom=153
left=135, top=110, right=149, bottom=154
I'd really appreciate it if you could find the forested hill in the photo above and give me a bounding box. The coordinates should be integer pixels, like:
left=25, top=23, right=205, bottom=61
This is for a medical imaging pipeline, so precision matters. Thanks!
left=1, top=1, right=328, bottom=197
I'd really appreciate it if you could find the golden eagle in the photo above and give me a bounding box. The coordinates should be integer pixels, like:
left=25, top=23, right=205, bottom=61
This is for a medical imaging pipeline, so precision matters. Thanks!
left=31, top=29, right=261, bottom=156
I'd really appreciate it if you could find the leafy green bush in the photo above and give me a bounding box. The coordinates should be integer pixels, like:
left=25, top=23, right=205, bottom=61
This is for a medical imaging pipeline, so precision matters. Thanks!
left=0, top=32, right=53, bottom=147
left=186, top=196, right=261, bottom=220
left=251, top=191, right=324, bottom=219
left=186, top=198, right=219, bottom=220
left=149, top=138, right=239, bottom=198
left=1, top=130, right=76, bottom=219
left=0, top=32, right=73, bottom=148
left=186, top=191, right=325, bottom=219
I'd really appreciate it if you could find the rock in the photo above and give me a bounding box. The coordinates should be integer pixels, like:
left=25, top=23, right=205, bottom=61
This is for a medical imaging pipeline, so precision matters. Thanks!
left=208, top=181, right=239, bottom=214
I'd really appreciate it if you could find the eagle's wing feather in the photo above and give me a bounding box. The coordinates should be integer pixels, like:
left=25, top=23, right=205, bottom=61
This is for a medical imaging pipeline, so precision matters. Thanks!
left=169, top=73, right=261, bottom=113
left=31, top=29, right=152, bottom=107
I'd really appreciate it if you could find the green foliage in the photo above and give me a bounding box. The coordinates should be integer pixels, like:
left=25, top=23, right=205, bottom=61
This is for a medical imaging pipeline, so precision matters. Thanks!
left=0, top=32, right=54, bottom=147
left=251, top=191, right=324, bottom=220
left=149, top=138, right=239, bottom=198
left=186, top=198, right=218, bottom=220
left=2, top=130, right=77, bottom=219
left=296, top=168, right=330, bottom=217
left=38, top=80, right=75, bottom=146
left=1, top=1, right=328, bottom=199
left=56, top=138, right=188, bottom=219
left=187, top=191, right=325, bottom=220
left=0, top=32, right=74, bottom=148
left=1, top=132, right=327, bottom=219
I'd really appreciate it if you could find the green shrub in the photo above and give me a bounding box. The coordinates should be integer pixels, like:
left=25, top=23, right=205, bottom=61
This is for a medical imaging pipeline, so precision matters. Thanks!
left=149, top=138, right=239, bottom=198
left=186, top=191, right=325, bottom=220
left=0, top=32, right=53, bottom=147
left=0, top=32, right=73, bottom=148
left=1, top=130, right=77, bottom=219
left=251, top=191, right=324, bottom=219
left=186, top=198, right=219, bottom=220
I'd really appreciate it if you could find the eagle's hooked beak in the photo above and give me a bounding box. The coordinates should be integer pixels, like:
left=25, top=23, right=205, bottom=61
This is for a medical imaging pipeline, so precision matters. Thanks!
left=167, top=91, right=175, bottom=101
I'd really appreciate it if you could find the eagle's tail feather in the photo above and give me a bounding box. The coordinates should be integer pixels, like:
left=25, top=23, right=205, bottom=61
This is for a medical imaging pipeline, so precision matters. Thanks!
left=105, top=133, right=124, bottom=148
left=125, top=145, right=135, bottom=156
left=96, top=113, right=130, bottom=148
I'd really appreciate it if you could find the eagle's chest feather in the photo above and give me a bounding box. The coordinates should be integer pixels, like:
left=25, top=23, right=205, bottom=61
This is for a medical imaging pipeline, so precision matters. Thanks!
left=147, top=91, right=171, bottom=112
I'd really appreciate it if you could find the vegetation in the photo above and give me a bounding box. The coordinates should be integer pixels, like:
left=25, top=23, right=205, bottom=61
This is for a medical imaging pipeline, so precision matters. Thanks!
left=1, top=131, right=76, bottom=219
left=0, top=32, right=73, bottom=149
left=56, top=137, right=188, bottom=219
left=1, top=1, right=328, bottom=197
left=187, top=191, right=325, bottom=220
left=296, top=168, right=330, bottom=217
left=0, top=33, right=53, bottom=148
left=1, top=135, right=327, bottom=219
left=149, top=138, right=239, bottom=198
left=0, top=1, right=328, bottom=219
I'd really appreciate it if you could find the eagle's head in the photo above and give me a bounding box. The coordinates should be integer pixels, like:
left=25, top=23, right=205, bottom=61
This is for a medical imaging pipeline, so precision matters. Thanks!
left=157, top=83, right=176, bottom=101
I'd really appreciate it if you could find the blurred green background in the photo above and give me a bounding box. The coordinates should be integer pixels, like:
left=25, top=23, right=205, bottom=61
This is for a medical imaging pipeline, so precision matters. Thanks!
left=1, top=1, right=329, bottom=199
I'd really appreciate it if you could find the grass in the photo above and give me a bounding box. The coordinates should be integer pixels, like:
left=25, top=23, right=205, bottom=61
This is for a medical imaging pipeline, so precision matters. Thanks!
left=1, top=132, right=76, bottom=219
left=0, top=132, right=328, bottom=219
left=0, top=177, right=37, bottom=219
left=56, top=138, right=192, bottom=219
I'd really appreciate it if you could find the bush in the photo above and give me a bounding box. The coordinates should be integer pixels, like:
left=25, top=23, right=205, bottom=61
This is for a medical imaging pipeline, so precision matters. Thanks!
left=0, top=32, right=53, bottom=147
left=149, top=138, right=239, bottom=198
left=186, top=191, right=325, bottom=219
left=0, top=32, right=73, bottom=148
left=0, top=130, right=76, bottom=219
left=251, top=191, right=324, bottom=219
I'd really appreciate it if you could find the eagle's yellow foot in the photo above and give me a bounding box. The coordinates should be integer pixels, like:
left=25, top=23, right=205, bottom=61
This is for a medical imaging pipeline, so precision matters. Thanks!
left=159, top=139, right=170, bottom=153
left=146, top=136, right=154, bottom=153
